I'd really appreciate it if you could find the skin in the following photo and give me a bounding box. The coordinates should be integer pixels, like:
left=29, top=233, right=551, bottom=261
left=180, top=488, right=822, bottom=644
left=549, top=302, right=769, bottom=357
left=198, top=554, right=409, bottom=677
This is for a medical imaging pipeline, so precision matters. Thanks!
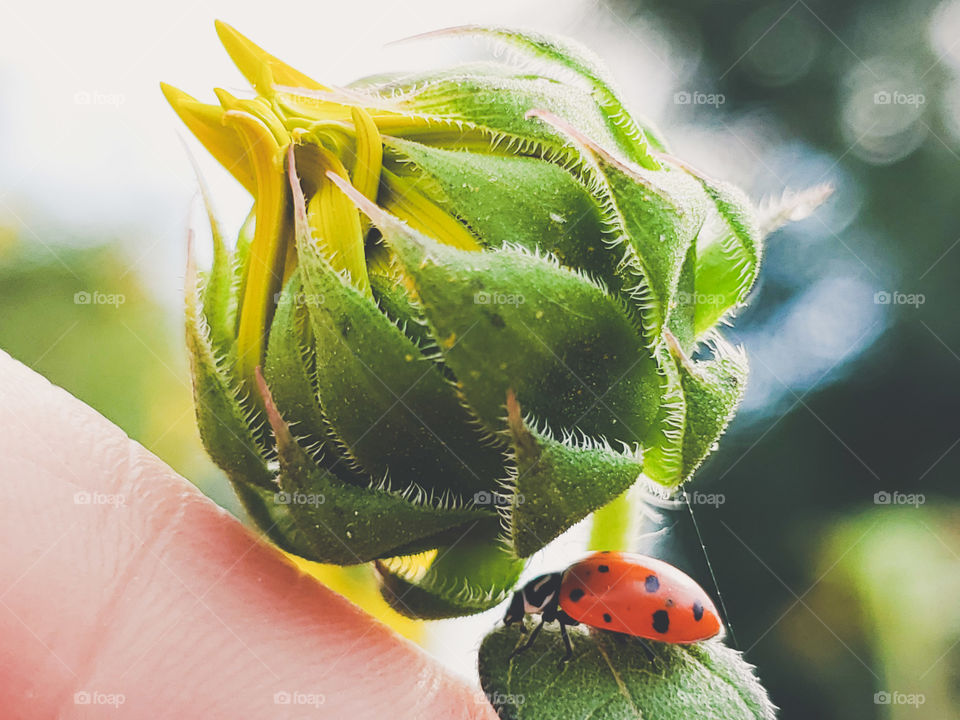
left=0, top=351, right=496, bottom=719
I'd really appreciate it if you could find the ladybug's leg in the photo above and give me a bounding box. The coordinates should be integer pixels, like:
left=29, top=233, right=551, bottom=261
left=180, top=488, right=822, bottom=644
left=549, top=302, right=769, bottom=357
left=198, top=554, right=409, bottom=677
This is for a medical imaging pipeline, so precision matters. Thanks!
left=510, top=617, right=545, bottom=659
left=558, top=621, right=574, bottom=664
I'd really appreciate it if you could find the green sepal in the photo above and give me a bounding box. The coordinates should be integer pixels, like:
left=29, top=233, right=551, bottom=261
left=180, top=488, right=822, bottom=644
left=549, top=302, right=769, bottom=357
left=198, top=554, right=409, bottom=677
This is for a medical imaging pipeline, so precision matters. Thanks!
left=376, top=526, right=525, bottom=618
left=264, top=271, right=365, bottom=485
left=420, top=26, right=665, bottom=163
left=666, top=236, right=698, bottom=354
left=230, top=207, right=255, bottom=336
left=386, top=71, right=630, bottom=162
left=232, top=481, right=330, bottom=559
left=291, top=159, right=506, bottom=498
left=529, top=110, right=706, bottom=343
left=479, top=626, right=776, bottom=720
left=667, top=331, right=748, bottom=483
left=384, top=139, right=618, bottom=287
left=186, top=244, right=314, bottom=555
left=368, top=264, right=433, bottom=350
left=504, top=392, right=644, bottom=557
left=640, top=342, right=687, bottom=487
left=192, top=166, right=237, bottom=359
left=379, top=220, right=662, bottom=447
left=258, top=372, right=496, bottom=564
left=186, top=247, right=272, bottom=490
left=678, top=162, right=762, bottom=338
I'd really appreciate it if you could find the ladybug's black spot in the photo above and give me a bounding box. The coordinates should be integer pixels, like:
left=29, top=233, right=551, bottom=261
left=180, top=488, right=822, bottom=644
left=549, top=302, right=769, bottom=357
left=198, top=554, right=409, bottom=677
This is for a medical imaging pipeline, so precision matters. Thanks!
left=652, top=610, right=670, bottom=634
left=569, top=588, right=585, bottom=602
left=598, top=565, right=609, bottom=573
left=603, top=613, right=612, bottom=623
left=644, top=575, right=660, bottom=593
left=693, top=601, right=704, bottom=622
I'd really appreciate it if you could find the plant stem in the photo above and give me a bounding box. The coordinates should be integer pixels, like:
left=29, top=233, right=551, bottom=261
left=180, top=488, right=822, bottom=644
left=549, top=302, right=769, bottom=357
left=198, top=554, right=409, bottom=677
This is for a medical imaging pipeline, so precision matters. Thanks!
left=588, top=490, right=633, bottom=551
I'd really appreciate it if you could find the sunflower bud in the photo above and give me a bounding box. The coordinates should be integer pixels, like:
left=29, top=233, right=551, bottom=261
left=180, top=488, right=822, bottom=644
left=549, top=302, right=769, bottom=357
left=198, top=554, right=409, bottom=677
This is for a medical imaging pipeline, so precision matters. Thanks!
left=167, top=22, right=768, bottom=618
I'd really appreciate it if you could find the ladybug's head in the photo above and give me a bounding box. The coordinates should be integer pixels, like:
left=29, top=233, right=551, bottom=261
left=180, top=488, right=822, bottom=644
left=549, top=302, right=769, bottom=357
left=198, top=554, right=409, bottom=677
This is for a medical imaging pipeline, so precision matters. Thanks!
left=503, top=588, right=526, bottom=626
left=503, top=572, right=563, bottom=626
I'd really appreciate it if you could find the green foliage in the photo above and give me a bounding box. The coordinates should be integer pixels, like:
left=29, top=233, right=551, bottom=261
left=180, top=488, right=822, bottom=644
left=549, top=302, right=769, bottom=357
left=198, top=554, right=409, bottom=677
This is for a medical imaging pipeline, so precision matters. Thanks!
left=480, top=625, right=776, bottom=720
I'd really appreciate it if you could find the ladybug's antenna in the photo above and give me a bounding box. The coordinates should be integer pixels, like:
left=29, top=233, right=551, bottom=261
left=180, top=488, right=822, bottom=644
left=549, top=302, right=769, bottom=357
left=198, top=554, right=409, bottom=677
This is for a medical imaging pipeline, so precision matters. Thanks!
left=685, top=493, right=739, bottom=650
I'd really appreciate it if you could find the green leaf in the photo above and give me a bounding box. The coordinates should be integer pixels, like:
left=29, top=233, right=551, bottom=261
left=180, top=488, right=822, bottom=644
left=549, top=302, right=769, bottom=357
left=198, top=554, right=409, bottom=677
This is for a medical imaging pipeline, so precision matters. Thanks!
left=377, top=527, right=525, bottom=618
left=505, top=392, right=643, bottom=557
left=479, top=626, right=776, bottom=720
left=258, top=372, right=496, bottom=564
left=290, top=157, right=506, bottom=498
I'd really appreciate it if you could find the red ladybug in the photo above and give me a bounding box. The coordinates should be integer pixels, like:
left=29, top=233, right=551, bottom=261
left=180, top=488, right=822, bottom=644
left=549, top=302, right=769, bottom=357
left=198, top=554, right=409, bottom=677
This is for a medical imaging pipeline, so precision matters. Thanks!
left=503, top=551, right=722, bottom=661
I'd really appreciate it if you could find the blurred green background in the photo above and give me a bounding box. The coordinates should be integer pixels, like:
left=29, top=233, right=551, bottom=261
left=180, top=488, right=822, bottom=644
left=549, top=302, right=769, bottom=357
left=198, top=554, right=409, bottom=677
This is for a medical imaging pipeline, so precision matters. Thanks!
left=0, top=0, right=957, bottom=717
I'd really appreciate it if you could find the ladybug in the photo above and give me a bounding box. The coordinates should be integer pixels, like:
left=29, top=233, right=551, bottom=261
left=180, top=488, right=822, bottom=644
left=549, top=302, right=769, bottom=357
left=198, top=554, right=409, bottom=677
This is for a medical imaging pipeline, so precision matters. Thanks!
left=503, top=551, right=722, bottom=661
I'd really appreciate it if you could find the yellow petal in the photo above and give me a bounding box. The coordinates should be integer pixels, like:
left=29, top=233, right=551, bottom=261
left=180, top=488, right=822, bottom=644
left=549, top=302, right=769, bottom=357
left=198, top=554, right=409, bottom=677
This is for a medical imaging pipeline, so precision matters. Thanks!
left=214, top=88, right=289, bottom=146
left=379, top=170, right=481, bottom=251
left=226, top=110, right=290, bottom=391
left=350, top=107, right=383, bottom=202
left=274, top=90, right=357, bottom=125
left=215, top=20, right=327, bottom=95
left=305, top=145, right=371, bottom=296
left=160, top=83, right=256, bottom=193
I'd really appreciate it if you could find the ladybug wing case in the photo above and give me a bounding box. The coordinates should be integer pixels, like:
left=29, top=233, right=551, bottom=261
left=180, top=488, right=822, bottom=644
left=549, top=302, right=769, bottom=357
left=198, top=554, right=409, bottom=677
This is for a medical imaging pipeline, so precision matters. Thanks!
left=558, top=551, right=722, bottom=643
